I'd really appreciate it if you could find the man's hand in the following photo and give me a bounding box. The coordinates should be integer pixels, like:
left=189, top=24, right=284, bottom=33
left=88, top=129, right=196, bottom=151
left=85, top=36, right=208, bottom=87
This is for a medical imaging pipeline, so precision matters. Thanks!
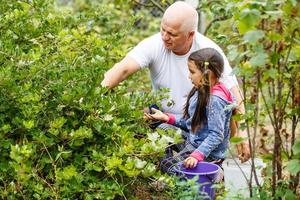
left=236, top=140, right=251, bottom=163
left=183, top=156, right=198, bottom=168
left=230, top=85, right=251, bottom=163
left=101, top=56, right=140, bottom=89
left=144, top=108, right=169, bottom=122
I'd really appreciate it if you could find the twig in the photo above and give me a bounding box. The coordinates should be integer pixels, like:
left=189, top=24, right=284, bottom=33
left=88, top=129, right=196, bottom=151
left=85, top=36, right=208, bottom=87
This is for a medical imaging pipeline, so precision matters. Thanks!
left=110, top=174, right=128, bottom=200
left=251, top=70, right=261, bottom=189
left=228, top=148, right=250, bottom=185
left=165, top=0, right=173, bottom=6
left=34, top=170, right=57, bottom=198
left=0, top=50, right=15, bottom=60
left=149, top=0, right=165, bottom=13
left=42, top=142, right=59, bottom=200
left=131, top=0, right=153, bottom=7
left=241, top=49, right=254, bottom=195
left=283, top=29, right=298, bottom=71
left=204, top=16, right=228, bottom=35
left=16, top=181, right=26, bottom=199
left=259, top=86, right=276, bottom=132
left=278, top=28, right=297, bottom=127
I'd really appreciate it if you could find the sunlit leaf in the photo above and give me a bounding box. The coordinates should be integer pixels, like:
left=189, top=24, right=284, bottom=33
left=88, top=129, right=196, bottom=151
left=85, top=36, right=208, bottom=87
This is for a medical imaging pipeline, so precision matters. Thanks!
left=286, top=159, right=300, bottom=175
left=243, top=30, right=265, bottom=44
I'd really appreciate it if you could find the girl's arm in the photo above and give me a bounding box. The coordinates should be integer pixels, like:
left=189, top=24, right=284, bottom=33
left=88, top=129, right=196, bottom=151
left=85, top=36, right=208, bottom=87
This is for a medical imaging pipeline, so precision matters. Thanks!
left=191, top=96, right=226, bottom=160
left=144, top=108, right=189, bottom=131
left=166, top=114, right=189, bottom=131
left=144, top=108, right=169, bottom=122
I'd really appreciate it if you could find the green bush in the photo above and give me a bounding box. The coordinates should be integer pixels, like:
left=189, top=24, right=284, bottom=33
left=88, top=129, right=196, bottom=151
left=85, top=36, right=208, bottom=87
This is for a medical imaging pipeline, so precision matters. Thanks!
left=0, top=0, right=173, bottom=199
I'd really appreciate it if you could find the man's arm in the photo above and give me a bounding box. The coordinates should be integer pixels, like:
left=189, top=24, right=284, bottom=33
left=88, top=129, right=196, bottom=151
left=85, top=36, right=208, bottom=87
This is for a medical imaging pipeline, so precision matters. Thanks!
left=230, top=85, right=251, bottom=163
left=101, top=56, right=141, bottom=89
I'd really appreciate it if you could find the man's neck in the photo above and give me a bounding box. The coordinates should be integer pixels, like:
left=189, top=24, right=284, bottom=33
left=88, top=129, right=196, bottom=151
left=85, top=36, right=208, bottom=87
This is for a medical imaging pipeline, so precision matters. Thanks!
left=173, top=40, right=193, bottom=55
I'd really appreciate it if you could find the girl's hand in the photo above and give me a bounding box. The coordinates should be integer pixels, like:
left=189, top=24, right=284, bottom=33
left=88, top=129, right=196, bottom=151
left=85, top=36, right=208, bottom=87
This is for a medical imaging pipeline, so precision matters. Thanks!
left=183, top=156, right=198, bottom=168
left=144, top=108, right=169, bottom=122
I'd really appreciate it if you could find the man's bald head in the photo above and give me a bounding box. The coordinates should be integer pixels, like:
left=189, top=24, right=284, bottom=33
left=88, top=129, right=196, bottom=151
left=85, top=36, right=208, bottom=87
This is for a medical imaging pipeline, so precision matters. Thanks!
left=163, top=1, right=198, bottom=33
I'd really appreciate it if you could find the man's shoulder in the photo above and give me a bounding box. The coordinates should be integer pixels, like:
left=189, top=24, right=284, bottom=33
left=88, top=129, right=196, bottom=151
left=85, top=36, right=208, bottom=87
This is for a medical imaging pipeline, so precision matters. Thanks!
left=141, top=32, right=162, bottom=44
left=133, top=32, right=164, bottom=53
left=127, top=32, right=165, bottom=68
left=194, top=32, right=221, bottom=50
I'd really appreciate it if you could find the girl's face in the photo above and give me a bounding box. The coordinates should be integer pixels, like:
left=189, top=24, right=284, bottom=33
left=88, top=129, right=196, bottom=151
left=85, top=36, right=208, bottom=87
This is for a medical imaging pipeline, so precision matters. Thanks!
left=188, top=60, right=203, bottom=88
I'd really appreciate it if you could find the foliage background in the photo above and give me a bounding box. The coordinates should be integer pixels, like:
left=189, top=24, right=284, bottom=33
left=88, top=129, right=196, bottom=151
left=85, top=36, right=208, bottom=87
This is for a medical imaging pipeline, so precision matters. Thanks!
left=0, top=0, right=299, bottom=199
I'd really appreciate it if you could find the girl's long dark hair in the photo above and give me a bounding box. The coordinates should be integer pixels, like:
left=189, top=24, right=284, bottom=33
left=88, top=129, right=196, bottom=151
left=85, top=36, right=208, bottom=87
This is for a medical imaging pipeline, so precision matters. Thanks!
left=184, top=48, right=224, bottom=132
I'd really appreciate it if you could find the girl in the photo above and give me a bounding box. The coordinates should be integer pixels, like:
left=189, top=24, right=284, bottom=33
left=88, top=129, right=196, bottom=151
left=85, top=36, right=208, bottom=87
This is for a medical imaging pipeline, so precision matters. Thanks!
left=145, top=48, right=235, bottom=175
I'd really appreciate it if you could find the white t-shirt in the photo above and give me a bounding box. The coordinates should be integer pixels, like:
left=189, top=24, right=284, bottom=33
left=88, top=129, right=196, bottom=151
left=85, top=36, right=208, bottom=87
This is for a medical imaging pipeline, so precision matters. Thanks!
left=127, top=32, right=238, bottom=117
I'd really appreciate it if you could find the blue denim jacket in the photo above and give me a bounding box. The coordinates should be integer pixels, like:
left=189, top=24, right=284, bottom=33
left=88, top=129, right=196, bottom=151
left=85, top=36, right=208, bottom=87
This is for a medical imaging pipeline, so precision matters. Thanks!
left=173, top=90, right=234, bottom=160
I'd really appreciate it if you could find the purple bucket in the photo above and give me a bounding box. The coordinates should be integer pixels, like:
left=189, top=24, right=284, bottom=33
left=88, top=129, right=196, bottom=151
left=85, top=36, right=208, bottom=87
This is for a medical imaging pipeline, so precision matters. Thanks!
left=174, top=162, right=221, bottom=200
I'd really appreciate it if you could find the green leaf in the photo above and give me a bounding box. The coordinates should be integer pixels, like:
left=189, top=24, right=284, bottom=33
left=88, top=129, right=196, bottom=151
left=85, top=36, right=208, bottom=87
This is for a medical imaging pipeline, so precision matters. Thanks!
left=142, top=163, right=156, bottom=177
left=237, top=9, right=261, bottom=34
left=265, top=10, right=283, bottom=16
left=230, top=136, right=245, bottom=144
left=160, top=135, right=174, bottom=144
left=227, top=47, right=239, bottom=62
left=261, top=153, right=273, bottom=162
left=92, top=165, right=103, bottom=172
left=289, top=0, right=298, bottom=6
left=1, top=124, right=12, bottom=134
left=70, top=126, right=93, bottom=139
left=284, top=189, right=297, bottom=200
left=103, top=114, right=113, bottom=121
left=249, top=53, right=268, bottom=67
left=23, top=120, right=35, bottom=129
left=18, top=1, right=31, bottom=12
left=106, top=156, right=123, bottom=170
left=292, top=140, right=300, bottom=155
left=243, top=30, right=265, bottom=44
left=270, top=52, right=280, bottom=65
left=174, top=129, right=184, bottom=144
left=148, top=132, right=159, bottom=142
left=264, top=68, right=277, bottom=80
left=232, top=113, right=243, bottom=121
left=134, top=158, right=147, bottom=169
left=268, top=32, right=282, bottom=42
left=57, top=165, right=78, bottom=181
left=286, top=159, right=300, bottom=176
left=55, top=151, right=72, bottom=162
left=50, top=117, right=67, bottom=129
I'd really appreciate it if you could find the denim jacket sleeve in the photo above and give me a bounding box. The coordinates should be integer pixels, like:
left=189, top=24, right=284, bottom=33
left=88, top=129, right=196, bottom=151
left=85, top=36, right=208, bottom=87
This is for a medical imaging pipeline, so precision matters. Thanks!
left=165, top=113, right=189, bottom=131
left=194, top=96, right=226, bottom=157
left=173, top=117, right=188, bottom=131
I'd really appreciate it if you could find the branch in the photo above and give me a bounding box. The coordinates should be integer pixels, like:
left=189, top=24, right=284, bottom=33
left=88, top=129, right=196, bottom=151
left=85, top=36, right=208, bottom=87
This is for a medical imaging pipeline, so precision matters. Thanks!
left=251, top=70, right=262, bottom=189
left=149, top=0, right=165, bottom=13
left=242, top=75, right=255, bottom=196
left=228, top=147, right=250, bottom=185
left=165, top=0, right=173, bottom=6
left=207, top=0, right=223, bottom=7
left=259, top=82, right=276, bottom=132
left=198, top=0, right=223, bottom=9
left=278, top=28, right=298, bottom=126
left=271, top=78, right=279, bottom=131
left=204, top=16, right=228, bottom=35
left=0, top=50, right=15, bottom=60
left=131, top=0, right=154, bottom=7
left=110, top=174, right=128, bottom=200
left=281, top=89, right=292, bottom=124
left=283, top=28, right=298, bottom=71
left=34, top=170, right=57, bottom=198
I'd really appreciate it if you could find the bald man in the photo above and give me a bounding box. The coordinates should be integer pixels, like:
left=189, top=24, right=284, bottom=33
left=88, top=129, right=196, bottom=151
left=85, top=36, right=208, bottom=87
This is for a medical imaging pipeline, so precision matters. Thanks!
left=101, top=1, right=250, bottom=162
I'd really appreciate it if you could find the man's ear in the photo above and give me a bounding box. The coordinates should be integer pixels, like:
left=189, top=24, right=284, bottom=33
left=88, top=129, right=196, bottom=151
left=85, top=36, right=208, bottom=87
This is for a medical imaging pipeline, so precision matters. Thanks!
left=187, top=31, right=195, bottom=43
left=189, top=31, right=195, bottom=39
